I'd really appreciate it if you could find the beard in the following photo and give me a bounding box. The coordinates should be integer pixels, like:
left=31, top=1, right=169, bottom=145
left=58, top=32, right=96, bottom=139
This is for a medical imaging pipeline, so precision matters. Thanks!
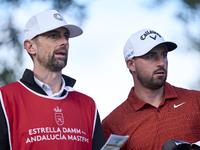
left=136, top=67, right=167, bottom=90
left=37, top=48, right=68, bottom=72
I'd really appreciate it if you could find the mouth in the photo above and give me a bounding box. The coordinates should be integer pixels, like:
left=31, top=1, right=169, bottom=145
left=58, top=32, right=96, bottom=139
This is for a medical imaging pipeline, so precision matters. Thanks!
left=155, top=71, right=165, bottom=75
left=154, top=68, right=166, bottom=77
left=54, top=50, right=67, bottom=58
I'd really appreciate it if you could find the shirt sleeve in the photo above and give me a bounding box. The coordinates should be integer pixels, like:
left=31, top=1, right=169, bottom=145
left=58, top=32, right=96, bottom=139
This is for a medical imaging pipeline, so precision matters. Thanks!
left=0, top=102, right=10, bottom=150
left=92, top=110, right=105, bottom=150
left=102, top=118, right=113, bottom=141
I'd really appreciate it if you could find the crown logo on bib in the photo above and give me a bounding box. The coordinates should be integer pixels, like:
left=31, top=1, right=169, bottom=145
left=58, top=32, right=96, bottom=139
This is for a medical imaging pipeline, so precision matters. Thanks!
left=54, top=106, right=62, bottom=112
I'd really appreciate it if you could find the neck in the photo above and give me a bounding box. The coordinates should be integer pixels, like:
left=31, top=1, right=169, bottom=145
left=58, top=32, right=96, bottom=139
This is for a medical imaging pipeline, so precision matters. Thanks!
left=134, top=81, right=164, bottom=108
left=33, top=67, right=62, bottom=94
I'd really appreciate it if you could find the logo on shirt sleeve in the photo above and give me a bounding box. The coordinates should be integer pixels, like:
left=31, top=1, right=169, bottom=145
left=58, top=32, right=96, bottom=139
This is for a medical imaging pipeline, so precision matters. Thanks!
left=54, top=106, right=64, bottom=126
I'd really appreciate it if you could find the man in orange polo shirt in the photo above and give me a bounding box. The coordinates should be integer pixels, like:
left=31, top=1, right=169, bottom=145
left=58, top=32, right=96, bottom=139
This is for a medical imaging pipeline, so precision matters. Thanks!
left=102, top=28, right=200, bottom=150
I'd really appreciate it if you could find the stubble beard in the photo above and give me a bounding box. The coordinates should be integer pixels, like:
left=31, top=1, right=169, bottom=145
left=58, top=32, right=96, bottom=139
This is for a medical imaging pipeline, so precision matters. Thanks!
left=37, top=49, right=68, bottom=72
left=136, top=67, right=167, bottom=90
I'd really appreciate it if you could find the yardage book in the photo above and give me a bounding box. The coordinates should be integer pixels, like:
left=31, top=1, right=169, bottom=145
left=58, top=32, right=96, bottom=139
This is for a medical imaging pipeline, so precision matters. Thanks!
left=101, top=134, right=129, bottom=150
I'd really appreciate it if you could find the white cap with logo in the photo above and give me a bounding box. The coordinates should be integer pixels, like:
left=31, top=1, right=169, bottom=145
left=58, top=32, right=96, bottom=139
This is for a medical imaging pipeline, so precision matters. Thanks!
left=23, top=10, right=83, bottom=43
left=123, top=28, right=177, bottom=61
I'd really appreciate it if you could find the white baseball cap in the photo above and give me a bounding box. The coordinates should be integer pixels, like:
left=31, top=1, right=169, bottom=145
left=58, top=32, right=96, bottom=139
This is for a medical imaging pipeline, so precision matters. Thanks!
left=123, top=28, right=177, bottom=61
left=23, top=10, right=83, bottom=43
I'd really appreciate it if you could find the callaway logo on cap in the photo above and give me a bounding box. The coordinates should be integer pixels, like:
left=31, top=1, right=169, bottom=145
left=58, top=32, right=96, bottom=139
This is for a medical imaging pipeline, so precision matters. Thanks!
left=23, top=10, right=83, bottom=43
left=123, top=28, right=177, bottom=61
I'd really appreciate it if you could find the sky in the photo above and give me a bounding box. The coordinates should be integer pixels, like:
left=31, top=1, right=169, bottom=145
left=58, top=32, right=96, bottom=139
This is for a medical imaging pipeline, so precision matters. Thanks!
left=15, top=0, right=200, bottom=119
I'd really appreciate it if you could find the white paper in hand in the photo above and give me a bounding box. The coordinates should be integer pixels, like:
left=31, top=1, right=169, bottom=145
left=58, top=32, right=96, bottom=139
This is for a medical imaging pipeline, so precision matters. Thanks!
left=101, top=134, right=129, bottom=150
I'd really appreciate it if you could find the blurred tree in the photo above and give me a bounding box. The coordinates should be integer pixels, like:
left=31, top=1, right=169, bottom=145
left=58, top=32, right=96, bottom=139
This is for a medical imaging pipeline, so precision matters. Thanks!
left=148, top=0, right=200, bottom=89
left=151, top=0, right=200, bottom=50
left=0, top=0, right=87, bottom=86
left=176, top=0, right=200, bottom=52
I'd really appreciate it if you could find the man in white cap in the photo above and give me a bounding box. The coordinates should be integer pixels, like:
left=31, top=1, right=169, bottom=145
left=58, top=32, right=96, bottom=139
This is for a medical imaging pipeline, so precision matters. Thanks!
left=0, top=10, right=105, bottom=150
left=102, top=28, right=200, bottom=150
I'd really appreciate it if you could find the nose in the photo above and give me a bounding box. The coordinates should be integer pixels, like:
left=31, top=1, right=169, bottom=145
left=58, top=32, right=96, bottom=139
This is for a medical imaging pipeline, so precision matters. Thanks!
left=157, top=55, right=167, bottom=67
left=59, top=36, right=69, bottom=47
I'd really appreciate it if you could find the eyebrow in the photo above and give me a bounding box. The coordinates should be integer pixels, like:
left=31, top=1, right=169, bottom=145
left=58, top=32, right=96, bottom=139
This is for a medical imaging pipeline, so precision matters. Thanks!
left=145, top=51, right=157, bottom=55
left=48, top=30, right=59, bottom=33
left=147, top=50, right=168, bottom=55
left=47, top=30, right=70, bottom=35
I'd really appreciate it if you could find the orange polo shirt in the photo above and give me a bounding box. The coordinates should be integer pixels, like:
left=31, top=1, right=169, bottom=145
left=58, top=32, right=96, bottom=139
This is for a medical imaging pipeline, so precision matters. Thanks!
left=102, top=82, right=200, bottom=150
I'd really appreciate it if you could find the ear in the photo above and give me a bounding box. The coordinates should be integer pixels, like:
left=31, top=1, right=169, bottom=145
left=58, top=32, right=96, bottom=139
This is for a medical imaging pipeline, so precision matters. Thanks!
left=126, top=58, right=136, bottom=73
left=23, top=40, right=36, bottom=56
